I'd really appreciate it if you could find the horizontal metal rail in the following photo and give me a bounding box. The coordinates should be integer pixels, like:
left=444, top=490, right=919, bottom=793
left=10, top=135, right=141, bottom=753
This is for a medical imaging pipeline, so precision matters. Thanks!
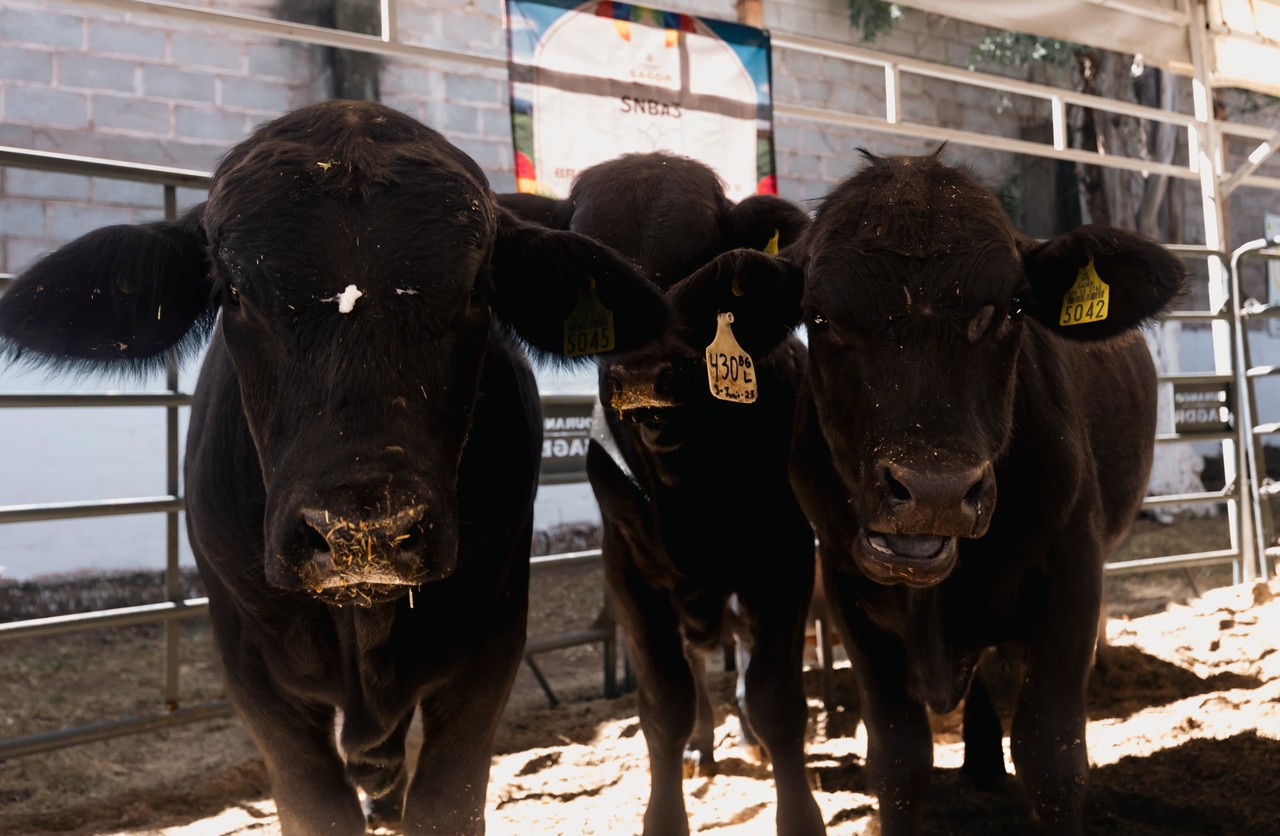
left=0, top=392, right=192, bottom=408
left=0, top=598, right=209, bottom=641
left=1104, top=549, right=1241, bottom=575
left=1140, top=490, right=1231, bottom=508
left=0, top=496, right=184, bottom=524
left=0, top=702, right=235, bottom=760
left=0, top=146, right=208, bottom=188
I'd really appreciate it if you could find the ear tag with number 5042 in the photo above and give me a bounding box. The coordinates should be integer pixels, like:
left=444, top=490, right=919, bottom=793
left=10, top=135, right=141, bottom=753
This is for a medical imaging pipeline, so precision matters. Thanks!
left=563, top=276, right=615, bottom=357
left=705, top=312, right=758, bottom=404
left=1059, top=258, right=1110, bottom=326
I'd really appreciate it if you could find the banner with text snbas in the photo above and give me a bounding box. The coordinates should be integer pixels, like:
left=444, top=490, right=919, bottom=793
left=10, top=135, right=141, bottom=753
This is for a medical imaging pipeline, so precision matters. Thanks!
left=505, top=0, right=776, bottom=202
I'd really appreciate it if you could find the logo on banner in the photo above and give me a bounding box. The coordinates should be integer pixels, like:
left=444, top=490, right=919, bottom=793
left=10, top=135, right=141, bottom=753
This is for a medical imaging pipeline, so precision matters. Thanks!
left=506, top=0, right=777, bottom=202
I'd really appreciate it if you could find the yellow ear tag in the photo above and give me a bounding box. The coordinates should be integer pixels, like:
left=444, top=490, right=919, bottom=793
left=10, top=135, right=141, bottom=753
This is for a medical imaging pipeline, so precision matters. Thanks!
left=563, top=276, right=615, bottom=357
left=705, top=312, right=758, bottom=404
left=1059, top=258, right=1110, bottom=326
left=763, top=228, right=780, bottom=256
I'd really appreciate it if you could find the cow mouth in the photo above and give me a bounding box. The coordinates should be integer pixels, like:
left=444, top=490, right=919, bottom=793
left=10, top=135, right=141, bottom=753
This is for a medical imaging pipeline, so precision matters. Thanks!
left=297, top=553, right=436, bottom=606
left=853, top=529, right=959, bottom=587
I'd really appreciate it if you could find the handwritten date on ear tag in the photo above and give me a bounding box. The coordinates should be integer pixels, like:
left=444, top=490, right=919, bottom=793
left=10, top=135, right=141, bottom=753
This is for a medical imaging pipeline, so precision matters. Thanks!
left=564, top=276, right=615, bottom=357
left=705, top=312, right=758, bottom=404
left=1059, top=258, right=1110, bottom=326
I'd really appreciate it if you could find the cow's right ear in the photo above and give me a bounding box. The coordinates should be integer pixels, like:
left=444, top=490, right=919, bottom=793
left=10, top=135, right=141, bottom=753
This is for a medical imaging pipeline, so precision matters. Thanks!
left=0, top=204, right=215, bottom=376
left=667, top=247, right=805, bottom=357
left=494, top=192, right=572, bottom=229
left=488, top=209, right=671, bottom=362
left=724, top=194, right=810, bottom=253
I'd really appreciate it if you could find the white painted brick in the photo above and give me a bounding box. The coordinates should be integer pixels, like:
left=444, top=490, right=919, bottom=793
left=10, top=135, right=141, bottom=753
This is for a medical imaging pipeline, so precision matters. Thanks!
left=47, top=202, right=136, bottom=239
left=93, top=95, right=170, bottom=135
left=5, top=87, right=88, bottom=128
left=143, top=65, right=216, bottom=102
left=89, top=20, right=166, bottom=59
left=57, top=53, right=138, bottom=93
left=92, top=178, right=166, bottom=209
left=4, top=169, right=90, bottom=200
left=5, top=238, right=55, bottom=273
left=0, top=199, right=47, bottom=238
left=0, top=47, right=53, bottom=83
left=176, top=106, right=250, bottom=143
left=171, top=32, right=245, bottom=71
left=1, top=7, right=84, bottom=49
left=220, top=77, right=292, bottom=112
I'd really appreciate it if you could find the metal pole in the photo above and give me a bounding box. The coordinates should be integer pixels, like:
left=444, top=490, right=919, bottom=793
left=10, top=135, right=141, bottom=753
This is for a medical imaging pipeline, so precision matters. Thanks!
left=162, top=185, right=183, bottom=709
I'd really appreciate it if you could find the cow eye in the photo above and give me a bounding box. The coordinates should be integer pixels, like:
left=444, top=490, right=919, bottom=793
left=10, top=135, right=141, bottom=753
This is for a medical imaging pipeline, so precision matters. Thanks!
left=225, top=283, right=242, bottom=309
left=807, top=310, right=829, bottom=332
left=967, top=304, right=996, bottom=343
left=1008, top=297, right=1024, bottom=320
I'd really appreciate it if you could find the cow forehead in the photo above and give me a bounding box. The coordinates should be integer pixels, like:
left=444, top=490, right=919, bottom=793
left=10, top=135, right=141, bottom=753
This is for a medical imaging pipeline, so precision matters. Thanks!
left=805, top=155, right=1024, bottom=318
left=205, top=101, right=495, bottom=239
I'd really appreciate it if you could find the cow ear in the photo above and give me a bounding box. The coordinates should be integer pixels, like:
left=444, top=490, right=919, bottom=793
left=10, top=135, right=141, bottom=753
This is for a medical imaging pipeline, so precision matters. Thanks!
left=667, top=247, right=805, bottom=357
left=494, top=192, right=572, bottom=229
left=0, top=205, right=215, bottom=376
left=1022, top=225, right=1187, bottom=341
left=489, top=209, right=671, bottom=361
left=724, top=194, right=810, bottom=254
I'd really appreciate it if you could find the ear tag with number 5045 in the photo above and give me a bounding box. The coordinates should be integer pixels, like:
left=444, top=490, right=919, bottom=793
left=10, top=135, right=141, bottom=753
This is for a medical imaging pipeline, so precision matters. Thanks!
left=563, top=276, right=615, bottom=357
left=705, top=312, right=758, bottom=404
left=1059, top=258, right=1110, bottom=326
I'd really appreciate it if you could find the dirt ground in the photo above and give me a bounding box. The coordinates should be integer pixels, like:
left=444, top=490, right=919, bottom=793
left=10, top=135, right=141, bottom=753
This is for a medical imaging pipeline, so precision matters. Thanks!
left=1, top=515, right=1278, bottom=835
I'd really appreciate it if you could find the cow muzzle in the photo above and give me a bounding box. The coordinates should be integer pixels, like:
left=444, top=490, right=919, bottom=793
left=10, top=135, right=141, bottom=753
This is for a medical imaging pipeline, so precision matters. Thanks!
left=294, top=505, right=441, bottom=605
left=853, top=530, right=959, bottom=588
left=853, top=458, right=996, bottom=586
left=608, top=361, right=681, bottom=418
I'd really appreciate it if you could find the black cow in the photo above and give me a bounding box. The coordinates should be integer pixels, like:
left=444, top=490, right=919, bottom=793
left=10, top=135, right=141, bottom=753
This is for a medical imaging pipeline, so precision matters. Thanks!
left=701, top=152, right=1185, bottom=834
left=507, top=153, right=825, bottom=835
left=0, top=101, right=672, bottom=835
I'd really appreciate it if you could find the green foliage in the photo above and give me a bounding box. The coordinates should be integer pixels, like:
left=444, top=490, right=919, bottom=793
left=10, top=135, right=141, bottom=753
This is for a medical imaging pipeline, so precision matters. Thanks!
left=847, top=0, right=902, bottom=43
left=968, top=31, right=1084, bottom=71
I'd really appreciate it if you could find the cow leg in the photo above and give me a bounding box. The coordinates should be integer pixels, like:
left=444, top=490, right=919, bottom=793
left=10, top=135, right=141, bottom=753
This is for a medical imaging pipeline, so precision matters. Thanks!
left=960, top=668, right=1006, bottom=789
left=736, top=598, right=826, bottom=836
left=825, top=566, right=931, bottom=836
left=222, top=670, right=364, bottom=835
left=399, top=601, right=526, bottom=835
left=345, top=711, right=414, bottom=829
left=1009, top=569, right=1099, bottom=835
left=683, top=643, right=718, bottom=777
left=609, top=557, right=697, bottom=836
left=732, top=636, right=761, bottom=754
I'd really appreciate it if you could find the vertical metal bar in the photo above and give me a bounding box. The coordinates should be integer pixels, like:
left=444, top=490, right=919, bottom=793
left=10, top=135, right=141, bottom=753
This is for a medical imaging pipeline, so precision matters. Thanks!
left=162, top=184, right=182, bottom=709
left=1226, top=247, right=1258, bottom=583
left=884, top=64, right=900, bottom=125
left=1188, top=2, right=1243, bottom=575
left=1050, top=95, right=1066, bottom=151
left=380, top=0, right=397, bottom=43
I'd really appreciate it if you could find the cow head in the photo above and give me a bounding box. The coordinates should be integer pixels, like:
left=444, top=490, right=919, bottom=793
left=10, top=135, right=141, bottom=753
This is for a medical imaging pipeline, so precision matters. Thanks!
left=795, top=152, right=1184, bottom=586
left=0, top=101, right=671, bottom=605
left=501, top=153, right=809, bottom=484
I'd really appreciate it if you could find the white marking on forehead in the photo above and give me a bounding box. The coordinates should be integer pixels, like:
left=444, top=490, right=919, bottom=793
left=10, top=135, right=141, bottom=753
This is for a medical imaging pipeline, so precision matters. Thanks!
left=395, top=288, right=418, bottom=296
left=325, top=284, right=363, bottom=314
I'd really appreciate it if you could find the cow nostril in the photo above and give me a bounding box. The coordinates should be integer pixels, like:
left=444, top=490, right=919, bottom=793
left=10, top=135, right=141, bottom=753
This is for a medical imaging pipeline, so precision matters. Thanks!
left=396, top=521, right=427, bottom=553
left=655, top=362, right=674, bottom=394
left=302, top=520, right=331, bottom=554
left=965, top=474, right=990, bottom=506
left=883, top=468, right=912, bottom=503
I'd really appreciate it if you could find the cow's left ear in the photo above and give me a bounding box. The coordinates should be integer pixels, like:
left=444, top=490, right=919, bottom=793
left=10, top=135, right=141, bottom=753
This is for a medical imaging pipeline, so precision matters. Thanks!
left=668, top=247, right=805, bottom=357
left=1021, top=225, right=1187, bottom=341
left=489, top=209, right=672, bottom=360
left=724, top=194, right=810, bottom=254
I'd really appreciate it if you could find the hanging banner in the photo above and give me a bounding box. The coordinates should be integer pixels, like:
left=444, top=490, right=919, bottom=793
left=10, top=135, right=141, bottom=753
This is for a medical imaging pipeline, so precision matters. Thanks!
left=505, top=0, right=777, bottom=202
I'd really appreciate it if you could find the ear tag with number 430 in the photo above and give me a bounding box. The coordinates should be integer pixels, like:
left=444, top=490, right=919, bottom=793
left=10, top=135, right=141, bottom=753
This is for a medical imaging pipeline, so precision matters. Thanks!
left=563, top=276, right=615, bottom=357
left=1059, top=258, right=1110, bottom=326
left=705, top=312, right=758, bottom=404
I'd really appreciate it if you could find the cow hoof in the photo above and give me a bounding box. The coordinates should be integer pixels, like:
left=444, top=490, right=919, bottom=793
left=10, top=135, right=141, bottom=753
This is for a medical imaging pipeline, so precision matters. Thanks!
left=364, top=794, right=404, bottom=833
left=682, top=748, right=717, bottom=779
